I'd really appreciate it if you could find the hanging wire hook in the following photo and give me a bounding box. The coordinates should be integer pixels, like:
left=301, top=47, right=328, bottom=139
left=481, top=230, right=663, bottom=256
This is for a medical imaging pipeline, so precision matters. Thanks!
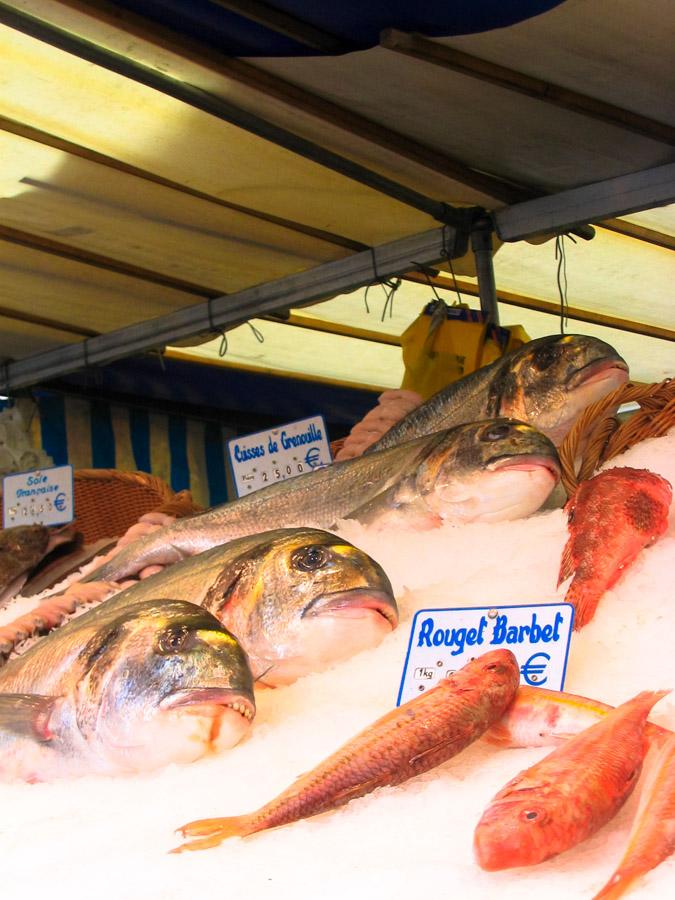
left=207, top=297, right=229, bottom=357
left=247, top=322, right=265, bottom=343
left=555, top=234, right=576, bottom=335
left=380, top=277, right=401, bottom=321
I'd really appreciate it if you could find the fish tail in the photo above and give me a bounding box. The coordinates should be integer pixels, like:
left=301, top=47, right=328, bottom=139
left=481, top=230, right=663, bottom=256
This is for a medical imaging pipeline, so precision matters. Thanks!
left=565, top=578, right=602, bottom=630
left=172, top=814, right=256, bottom=853
left=591, top=869, right=638, bottom=900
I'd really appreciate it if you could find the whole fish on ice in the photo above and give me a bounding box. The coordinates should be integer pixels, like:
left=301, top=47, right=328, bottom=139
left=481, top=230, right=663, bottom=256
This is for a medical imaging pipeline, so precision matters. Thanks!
left=594, top=733, right=675, bottom=899
left=7, top=528, right=397, bottom=686
left=174, top=649, right=520, bottom=853
left=558, top=467, right=672, bottom=629
left=0, top=524, right=77, bottom=607
left=368, top=334, right=628, bottom=452
left=484, top=685, right=670, bottom=749
left=81, top=418, right=561, bottom=584
left=474, top=690, right=668, bottom=870
left=0, top=598, right=254, bottom=781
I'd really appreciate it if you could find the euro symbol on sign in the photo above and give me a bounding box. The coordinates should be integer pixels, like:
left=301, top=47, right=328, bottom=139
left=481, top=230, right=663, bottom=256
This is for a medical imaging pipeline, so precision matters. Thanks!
left=304, top=447, right=321, bottom=469
left=521, top=651, right=550, bottom=686
left=54, top=492, right=67, bottom=512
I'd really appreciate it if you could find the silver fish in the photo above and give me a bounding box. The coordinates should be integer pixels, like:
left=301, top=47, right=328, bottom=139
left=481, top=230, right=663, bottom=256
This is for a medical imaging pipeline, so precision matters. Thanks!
left=0, top=599, right=255, bottom=781
left=0, top=524, right=77, bottom=607
left=10, top=528, right=398, bottom=686
left=368, top=334, right=629, bottom=452
left=82, top=419, right=561, bottom=584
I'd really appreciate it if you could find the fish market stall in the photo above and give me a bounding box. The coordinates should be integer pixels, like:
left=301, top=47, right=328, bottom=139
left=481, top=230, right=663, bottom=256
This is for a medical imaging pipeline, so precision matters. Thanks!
left=1, top=427, right=673, bottom=899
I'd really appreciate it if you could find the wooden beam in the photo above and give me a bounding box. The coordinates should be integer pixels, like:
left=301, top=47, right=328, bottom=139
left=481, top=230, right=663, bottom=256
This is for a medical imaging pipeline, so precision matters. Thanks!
left=33, top=3, right=675, bottom=250
left=0, top=115, right=365, bottom=254
left=0, top=224, right=222, bottom=296
left=403, top=272, right=675, bottom=343
left=269, top=312, right=401, bottom=346
left=208, top=0, right=346, bottom=53
left=0, top=304, right=97, bottom=338
left=599, top=218, right=675, bottom=252
left=50, top=0, right=531, bottom=205
left=381, top=29, right=675, bottom=146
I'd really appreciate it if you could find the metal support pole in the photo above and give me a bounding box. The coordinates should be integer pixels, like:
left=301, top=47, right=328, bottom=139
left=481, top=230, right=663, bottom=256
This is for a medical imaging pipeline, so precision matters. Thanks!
left=471, top=220, right=499, bottom=325
left=0, top=226, right=458, bottom=392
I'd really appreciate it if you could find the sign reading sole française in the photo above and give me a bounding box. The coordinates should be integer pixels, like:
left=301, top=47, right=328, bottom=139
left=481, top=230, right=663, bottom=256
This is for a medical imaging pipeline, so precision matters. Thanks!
left=397, top=603, right=575, bottom=706
left=227, top=414, right=332, bottom=498
left=2, top=464, right=74, bottom=528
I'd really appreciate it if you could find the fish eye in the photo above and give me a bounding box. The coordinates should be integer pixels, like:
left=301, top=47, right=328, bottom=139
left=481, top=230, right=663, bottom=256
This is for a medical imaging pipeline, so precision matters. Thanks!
left=532, top=344, right=559, bottom=371
left=291, top=545, right=329, bottom=572
left=481, top=423, right=512, bottom=441
left=520, top=808, right=544, bottom=823
left=157, top=625, right=192, bottom=654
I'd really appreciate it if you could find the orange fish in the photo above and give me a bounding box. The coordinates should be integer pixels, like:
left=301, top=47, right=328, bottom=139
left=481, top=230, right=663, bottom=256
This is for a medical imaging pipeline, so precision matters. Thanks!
left=593, top=732, right=675, bottom=899
left=558, top=467, right=671, bottom=629
left=484, top=685, right=670, bottom=749
left=474, top=690, right=668, bottom=870
left=174, top=649, right=520, bottom=853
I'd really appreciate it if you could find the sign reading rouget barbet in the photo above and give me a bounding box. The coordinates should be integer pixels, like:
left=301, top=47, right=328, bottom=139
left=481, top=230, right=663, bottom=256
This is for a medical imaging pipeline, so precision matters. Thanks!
left=227, top=414, right=332, bottom=498
left=2, top=464, right=74, bottom=528
left=397, top=603, right=575, bottom=706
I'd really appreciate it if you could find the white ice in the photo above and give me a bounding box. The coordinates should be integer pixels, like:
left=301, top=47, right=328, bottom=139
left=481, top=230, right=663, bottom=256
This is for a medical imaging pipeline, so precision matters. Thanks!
left=1, top=430, right=674, bottom=900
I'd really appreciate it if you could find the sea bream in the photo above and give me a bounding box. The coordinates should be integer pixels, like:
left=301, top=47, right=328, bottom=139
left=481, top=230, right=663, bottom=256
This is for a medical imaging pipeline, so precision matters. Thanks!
left=11, top=529, right=398, bottom=686
left=81, top=419, right=561, bottom=584
left=174, top=649, right=520, bottom=853
left=0, top=599, right=255, bottom=781
left=367, top=334, right=629, bottom=452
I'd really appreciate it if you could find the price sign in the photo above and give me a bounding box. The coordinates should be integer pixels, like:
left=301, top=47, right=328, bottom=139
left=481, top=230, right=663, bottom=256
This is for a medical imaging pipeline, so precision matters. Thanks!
left=397, top=603, right=574, bottom=706
left=227, top=415, right=332, bottom=498
left=2, top=464, right=74, bottom=527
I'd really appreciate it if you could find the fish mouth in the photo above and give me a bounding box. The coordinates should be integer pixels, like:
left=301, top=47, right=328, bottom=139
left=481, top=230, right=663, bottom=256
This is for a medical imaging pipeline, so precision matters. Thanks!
left=488, top=454, right=561, bottom=479
left=566, top=357, right=629, bottom=390
left=302, top=588, right=398, bottom=627
left=159, top=689, right=255, bottom=721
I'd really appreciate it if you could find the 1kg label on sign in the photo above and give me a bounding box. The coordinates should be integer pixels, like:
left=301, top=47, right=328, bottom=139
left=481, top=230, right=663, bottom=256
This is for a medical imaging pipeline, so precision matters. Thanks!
left=397, top=603, right=574, bottom=706
left=227, top=414, right=332, bottom=498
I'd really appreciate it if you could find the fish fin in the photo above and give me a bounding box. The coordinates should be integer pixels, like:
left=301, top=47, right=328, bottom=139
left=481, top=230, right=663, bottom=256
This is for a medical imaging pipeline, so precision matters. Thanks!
left=557, top=538, right=576, bottom=587
left=0, top=693, right=57, bottom=742
left=565, top=579, right=601, bottom=630
left=172, top=815, right=253, bottom=852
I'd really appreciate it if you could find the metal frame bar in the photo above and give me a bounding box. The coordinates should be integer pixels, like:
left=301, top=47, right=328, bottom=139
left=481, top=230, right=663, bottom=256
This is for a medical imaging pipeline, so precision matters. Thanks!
left=494, top=163, right=675, bottom=242
left=0, top=226, right=458, bottom=392
left=0, top=2, right=472, bottom=230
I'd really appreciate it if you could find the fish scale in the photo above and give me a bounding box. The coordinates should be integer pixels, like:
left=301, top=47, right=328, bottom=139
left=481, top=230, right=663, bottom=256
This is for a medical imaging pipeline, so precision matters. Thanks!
left=174, top=649, right=520, bottom=852
left=474, top=690, right=668, bottom=871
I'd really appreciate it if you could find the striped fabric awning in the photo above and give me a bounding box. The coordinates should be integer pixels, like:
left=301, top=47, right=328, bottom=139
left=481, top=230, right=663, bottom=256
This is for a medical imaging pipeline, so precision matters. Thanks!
left=33, top=391, right=234, bottom=507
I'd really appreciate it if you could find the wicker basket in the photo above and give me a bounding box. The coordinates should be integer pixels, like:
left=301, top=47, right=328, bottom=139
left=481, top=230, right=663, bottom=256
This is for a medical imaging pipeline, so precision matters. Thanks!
left=72, top=469, right=203, bottom=543
left=559, top=379, right=675, bottom=497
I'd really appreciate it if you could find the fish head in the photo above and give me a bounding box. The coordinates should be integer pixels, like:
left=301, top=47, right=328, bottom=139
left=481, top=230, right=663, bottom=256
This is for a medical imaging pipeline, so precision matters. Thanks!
left=414, top=419, right=561, bottom=523
left=0, top=524, right=50, bottom=568
left=203, top=528, right=397, bottom=686
left=474, top=781, right=565, bottom=870
left=73, top=599, right=255, bottom=772
left=496, top=335, right=629, bottom=445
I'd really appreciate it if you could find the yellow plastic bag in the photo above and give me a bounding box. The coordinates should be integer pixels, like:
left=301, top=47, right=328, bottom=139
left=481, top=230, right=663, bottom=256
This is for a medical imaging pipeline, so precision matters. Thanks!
left=400, top=303, right=530, bottom=400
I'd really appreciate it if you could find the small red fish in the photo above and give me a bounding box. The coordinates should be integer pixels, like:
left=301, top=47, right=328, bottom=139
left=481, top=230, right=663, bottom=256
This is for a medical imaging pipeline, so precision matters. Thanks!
left=558, top=467, right=672, bottom=629
left=474, top=690, right=668, bottom=871
left=174, top=649, right=520, bottom=853
left=593, top=732, right=675, bottom=899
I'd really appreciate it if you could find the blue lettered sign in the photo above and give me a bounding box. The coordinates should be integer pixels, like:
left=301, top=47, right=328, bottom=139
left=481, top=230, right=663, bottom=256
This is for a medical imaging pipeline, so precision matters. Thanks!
left=2, top=464, right=74, bottom=527
left=397, top=603, right=574, bottom=706
left=227, top=414, right=332, bottom=498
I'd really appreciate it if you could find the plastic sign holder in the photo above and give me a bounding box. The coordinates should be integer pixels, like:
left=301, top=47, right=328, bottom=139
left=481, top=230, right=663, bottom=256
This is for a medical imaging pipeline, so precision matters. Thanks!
left=2, top=464, right=74, bottom=528
left=227, top=414, right=332, bottom=498
left=397, top=602, right=574, bottom=706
